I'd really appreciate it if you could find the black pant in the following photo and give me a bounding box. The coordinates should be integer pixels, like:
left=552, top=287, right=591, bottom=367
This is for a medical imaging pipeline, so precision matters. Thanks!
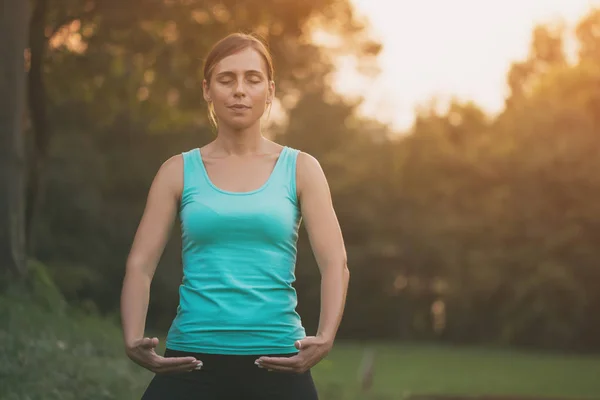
left=141, top=349, right=319, bottom=400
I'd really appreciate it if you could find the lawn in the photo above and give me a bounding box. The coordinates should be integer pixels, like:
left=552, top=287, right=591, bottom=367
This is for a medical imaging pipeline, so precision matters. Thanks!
left=312, top=342, right=600, bottom=399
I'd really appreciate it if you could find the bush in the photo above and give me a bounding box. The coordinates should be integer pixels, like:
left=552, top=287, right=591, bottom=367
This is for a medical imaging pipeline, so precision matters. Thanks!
left=0, top=262, right=151, bottom=400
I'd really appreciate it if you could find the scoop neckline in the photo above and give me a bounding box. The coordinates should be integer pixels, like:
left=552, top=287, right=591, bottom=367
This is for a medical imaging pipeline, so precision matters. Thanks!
left=194, top=146, right=287, bottom=196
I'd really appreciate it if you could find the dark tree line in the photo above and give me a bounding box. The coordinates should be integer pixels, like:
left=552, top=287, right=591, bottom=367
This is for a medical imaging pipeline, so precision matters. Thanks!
left=2, top=0, right=600, bottom=351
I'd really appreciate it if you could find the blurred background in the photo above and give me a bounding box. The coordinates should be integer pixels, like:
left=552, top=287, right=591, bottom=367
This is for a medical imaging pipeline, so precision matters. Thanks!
left=2, top=0, right=600, bottom=399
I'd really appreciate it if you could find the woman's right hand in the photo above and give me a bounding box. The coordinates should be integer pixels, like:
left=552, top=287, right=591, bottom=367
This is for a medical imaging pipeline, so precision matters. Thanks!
left=125, top=337, right=202, bottom=374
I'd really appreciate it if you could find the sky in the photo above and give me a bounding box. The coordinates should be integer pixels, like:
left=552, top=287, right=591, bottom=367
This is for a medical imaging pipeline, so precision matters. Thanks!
left=333, top=0, right=600, bottom=131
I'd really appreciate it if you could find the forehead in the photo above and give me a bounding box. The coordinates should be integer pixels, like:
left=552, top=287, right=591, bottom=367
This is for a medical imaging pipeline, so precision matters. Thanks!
left=213, top=47, right=268, bottom=75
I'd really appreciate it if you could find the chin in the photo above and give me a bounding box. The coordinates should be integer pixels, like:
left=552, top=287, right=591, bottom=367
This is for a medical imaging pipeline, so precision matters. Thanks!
left=223, top=118, right=261, bottom=131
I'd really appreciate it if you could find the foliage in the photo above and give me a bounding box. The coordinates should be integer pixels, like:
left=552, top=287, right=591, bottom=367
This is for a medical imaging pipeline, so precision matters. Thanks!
left=9, top=0, right=600, bottom=353
left=0, top=281, right=151, bottom=399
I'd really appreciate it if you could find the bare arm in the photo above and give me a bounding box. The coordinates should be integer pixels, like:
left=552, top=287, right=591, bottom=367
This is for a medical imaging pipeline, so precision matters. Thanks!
left=120, top=155, right=201, bottom=373
left=120, top=155, right=182, bottom=347
left=297, top=151, right=350, bottom=345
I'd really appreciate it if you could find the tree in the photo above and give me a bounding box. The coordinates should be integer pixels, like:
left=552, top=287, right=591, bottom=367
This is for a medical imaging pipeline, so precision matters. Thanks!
left=0, top=0, right=31, bottom=281
left=25, top=0, right=380, bottom=320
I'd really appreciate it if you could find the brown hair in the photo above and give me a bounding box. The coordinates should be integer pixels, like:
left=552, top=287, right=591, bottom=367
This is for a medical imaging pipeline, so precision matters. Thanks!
left=203, top=33, right=274, bottom=128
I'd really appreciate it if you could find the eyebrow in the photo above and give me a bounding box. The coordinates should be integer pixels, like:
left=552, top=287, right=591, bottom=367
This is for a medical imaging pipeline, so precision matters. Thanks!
left=215, top=70, right=264, bottom=77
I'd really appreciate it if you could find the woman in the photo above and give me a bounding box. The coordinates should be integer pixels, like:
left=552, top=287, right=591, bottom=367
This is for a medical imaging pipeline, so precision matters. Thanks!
left=120, top=32, right=350, bottom=400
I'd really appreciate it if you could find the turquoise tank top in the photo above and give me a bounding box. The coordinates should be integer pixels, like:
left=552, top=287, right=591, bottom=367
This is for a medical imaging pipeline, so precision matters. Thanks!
left=165, top=146, right=306, bottom=355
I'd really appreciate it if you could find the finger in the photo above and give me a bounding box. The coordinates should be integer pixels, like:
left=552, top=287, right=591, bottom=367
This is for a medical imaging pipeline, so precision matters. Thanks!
left=258, top=362, right=300, bottom=373
left=158, top=362, right=202, bottom=374
left=256, top=356, right=299, bottom=367
left=139, top=337, right=159, bottom=349
left=157, top=356, right=200, bottom=367
left=295, top=336, right=318, bottom=350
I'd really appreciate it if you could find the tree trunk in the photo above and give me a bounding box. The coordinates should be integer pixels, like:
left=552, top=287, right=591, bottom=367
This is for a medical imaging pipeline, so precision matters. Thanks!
left=0, top=0, right=31, bottom=281
left=26, top=0, right=49, bottom=253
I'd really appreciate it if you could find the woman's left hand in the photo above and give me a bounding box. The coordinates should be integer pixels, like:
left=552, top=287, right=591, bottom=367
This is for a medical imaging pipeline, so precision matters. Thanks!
left=255, top=336, right=333, bottom=373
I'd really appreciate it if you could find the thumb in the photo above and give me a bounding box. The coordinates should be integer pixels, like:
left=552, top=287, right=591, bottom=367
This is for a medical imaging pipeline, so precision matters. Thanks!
left=295, top=336, right=318, bottom=350
left=140, top=337, right=159, bottom=349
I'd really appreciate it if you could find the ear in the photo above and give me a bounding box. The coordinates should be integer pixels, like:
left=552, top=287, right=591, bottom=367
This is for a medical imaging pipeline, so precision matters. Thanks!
left=266, top=80, right=275, bottom=104
left=202, top=79, right=211, bottom=102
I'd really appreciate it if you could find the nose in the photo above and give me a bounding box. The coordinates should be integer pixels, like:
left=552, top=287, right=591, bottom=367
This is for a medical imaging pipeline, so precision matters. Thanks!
left=234, top=80, right=246, bottom=97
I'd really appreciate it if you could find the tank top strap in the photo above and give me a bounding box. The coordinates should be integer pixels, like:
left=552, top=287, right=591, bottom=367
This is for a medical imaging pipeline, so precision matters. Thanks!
left=180, top=148, right=204, bottom=206
left=270, top=146, right=300, bottom=203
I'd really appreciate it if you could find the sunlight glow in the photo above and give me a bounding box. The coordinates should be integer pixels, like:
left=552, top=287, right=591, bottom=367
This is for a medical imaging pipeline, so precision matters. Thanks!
left=335, top=0, right=600, bottom=131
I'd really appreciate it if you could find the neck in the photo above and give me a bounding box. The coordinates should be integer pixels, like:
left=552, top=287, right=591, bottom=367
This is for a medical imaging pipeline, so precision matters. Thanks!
left=214, top=123, right=265, bottom=155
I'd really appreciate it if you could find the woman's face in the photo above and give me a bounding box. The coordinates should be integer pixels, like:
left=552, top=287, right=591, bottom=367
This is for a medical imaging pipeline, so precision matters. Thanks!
left=203, top=47, right=274, bottom=130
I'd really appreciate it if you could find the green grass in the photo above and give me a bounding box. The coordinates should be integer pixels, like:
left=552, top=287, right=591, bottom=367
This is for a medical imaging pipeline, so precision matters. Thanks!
left=0, top=292, right=153, bottom=400
left=2, top=272, right=600, bottom=400
left=312, top=342, right=600, bottom=399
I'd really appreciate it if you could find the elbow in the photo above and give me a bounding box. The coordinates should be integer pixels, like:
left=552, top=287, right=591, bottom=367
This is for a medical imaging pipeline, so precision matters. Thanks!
left=318, top=253, right=349, bottom=282
left=335, top=256, right=350, bottom=284
left=125, top=253, right=155, bottom=281
left=342, top=262, right=350, bottom=284
left=342, top=252, right=349, bottom=276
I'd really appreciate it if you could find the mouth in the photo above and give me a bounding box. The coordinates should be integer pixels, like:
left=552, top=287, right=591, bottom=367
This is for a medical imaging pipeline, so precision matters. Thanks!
left=228, top=104, right=250, bottom=110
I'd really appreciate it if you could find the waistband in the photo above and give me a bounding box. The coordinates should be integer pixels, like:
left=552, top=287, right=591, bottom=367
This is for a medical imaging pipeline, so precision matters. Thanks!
left=164, top=348, right=299, bottom=370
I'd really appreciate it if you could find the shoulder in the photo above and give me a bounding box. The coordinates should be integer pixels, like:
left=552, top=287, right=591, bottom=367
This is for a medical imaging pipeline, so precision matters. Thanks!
left=296, top=151, right=322, bottom=174
left=158, top=153, right=184, bottom=179
left=152, top=153, right=184, bottom=198
left=296, top=151, right=328, bottom=197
